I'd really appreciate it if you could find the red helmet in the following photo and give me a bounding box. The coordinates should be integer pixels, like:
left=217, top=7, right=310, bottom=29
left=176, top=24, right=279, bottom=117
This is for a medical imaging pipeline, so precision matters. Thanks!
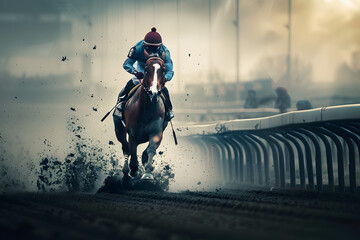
left=144, top=27, right=162, bottom=47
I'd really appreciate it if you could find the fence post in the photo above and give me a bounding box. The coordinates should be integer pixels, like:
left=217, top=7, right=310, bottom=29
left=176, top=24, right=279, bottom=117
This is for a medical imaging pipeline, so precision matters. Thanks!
left=235, top=135, right=254, bottom=184
left=288, top=131, right=315, bottom=190
left=271, top=133, right=296, bottom=188
left=261, top=134, right=285, bottom=188
left=282, top=132, right=306, bottom=189
left=310, top=127, right=334, bottom=191
left=247, top=134, right=270, bottom=186
left=243, top=135, right=263, bottom=185
left=295, top=129, right=322, bottom=191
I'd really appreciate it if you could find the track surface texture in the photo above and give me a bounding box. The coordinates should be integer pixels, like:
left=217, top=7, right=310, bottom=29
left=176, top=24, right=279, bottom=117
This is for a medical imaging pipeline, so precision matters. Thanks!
left=0, top=188, right=359, bottom=240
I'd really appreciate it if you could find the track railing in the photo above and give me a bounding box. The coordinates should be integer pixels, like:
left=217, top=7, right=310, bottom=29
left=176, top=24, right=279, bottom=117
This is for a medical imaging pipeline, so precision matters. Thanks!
left=178, top=104, right=360, bottom=193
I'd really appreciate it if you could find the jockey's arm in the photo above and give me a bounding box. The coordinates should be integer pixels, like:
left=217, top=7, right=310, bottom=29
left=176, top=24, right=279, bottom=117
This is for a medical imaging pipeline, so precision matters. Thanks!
left=123, top=42, right=143, bottom=75
left=163, top=49, right=174, bottom=81
left=123, top=58, right=137, bottom=75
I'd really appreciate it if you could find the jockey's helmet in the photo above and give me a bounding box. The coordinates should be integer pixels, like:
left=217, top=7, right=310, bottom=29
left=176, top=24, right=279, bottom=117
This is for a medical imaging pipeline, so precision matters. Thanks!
left=144, top=27, right=162, bottom=47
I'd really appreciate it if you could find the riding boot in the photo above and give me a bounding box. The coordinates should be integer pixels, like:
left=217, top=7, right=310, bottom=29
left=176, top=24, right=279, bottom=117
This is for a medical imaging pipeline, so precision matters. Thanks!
left=117, top=79, right=137, bottom=103
left=161, top=87, right=174, bottom=121
left=114, top=79, right=137, bottom=119
left=117, top=88, right=127, bottom=104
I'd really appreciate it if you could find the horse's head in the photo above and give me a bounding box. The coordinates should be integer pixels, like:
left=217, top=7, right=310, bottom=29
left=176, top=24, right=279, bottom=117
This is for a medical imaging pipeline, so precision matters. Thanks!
left=142, top=49, right=166, bottom=102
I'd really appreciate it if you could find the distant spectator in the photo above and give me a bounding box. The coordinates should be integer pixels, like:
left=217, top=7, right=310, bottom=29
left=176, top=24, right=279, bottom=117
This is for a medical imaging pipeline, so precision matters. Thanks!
left=244, top=89, right=258, bottom=109
left=296, top=100, right=313, bottom=110
left=274, top=87, right=291, bottom=113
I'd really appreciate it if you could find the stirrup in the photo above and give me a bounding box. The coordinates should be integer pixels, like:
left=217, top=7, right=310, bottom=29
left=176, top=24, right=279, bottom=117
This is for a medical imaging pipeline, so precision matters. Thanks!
left=114, top=101, right=126, bottom=120
left=118, top=94, right=127, bottom=102
left=167, top=110, right=174, bottom=121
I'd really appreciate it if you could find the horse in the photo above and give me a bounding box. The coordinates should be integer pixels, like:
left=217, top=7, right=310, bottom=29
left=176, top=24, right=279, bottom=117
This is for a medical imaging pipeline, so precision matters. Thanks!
left=113, top=50, right=168, bottom=180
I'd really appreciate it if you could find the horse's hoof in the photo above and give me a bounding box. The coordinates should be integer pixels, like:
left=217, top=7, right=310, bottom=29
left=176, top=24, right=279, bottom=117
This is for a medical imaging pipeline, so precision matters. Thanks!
left=122, top=169, right=129, bottom=176
left=130, top=170, right=138, bottom=178
left=129, top=162, right=139, bottom=174
left=141, top=173, right=154, bottom=180
left=122, top=160, right=130, bottom=176
left=112, top=170, right=124, bottom=180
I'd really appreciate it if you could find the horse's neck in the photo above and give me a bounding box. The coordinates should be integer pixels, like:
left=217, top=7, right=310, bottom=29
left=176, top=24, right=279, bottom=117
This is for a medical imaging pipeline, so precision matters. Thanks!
left=125, top=85, right=164, bottom=130
left=136, top=86, right=156, bottom=111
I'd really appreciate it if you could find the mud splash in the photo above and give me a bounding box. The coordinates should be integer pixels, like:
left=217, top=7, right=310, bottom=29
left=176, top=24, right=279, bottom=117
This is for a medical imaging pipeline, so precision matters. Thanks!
left=98, top=164, right=175, bottom=193
left=0, top=114, right=176, bottom=193
left=35, top=116, right=175, bottom=193
left=36, top=117, right=113, bottom=192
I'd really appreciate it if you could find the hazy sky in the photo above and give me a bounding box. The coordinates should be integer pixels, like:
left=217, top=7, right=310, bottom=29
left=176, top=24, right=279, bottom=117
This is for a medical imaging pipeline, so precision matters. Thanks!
left=1, top=0, right=360, bottom=92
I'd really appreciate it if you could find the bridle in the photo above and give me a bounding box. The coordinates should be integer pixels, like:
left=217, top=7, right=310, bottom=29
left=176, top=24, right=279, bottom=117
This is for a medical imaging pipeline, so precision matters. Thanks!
left=144, top=56, right=166, bottom=72
left=141, top=57, right=166, bottom=96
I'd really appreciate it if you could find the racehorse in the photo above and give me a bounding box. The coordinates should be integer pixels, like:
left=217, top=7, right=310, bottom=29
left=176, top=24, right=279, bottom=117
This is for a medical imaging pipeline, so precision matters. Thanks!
left=113, top=50, right=168, bottom=180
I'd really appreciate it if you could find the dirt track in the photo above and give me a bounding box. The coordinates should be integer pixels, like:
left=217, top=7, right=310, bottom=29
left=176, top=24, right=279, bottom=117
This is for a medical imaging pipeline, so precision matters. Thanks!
left=0, top=188, right=359, bottom=240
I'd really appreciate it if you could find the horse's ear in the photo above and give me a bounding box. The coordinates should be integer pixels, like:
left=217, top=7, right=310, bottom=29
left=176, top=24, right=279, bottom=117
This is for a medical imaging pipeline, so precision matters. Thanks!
left=144, top=49, right=150, bottom=59
left=161, top=51, right=166, bottom=61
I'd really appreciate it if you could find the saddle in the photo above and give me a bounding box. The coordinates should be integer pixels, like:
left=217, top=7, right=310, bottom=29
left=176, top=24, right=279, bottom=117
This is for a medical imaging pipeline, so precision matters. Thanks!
left=128, top=84, right=141, bottom=98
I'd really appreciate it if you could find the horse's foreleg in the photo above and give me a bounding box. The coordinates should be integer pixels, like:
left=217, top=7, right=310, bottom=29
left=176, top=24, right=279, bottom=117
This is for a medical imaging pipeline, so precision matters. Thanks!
left=144, top=133, right=163, bottom=173
left=114, top=116, right=129, bottom=156
left=114, top=116, right=130, bottom=176
left=122, top=155, right=129, bottom=176
left=129, top=137, right=139, bottom=177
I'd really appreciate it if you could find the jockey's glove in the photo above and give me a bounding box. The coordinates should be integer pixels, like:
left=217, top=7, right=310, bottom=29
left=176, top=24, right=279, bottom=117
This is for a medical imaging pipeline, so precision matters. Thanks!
left=134, top=71, right=144, bottom=80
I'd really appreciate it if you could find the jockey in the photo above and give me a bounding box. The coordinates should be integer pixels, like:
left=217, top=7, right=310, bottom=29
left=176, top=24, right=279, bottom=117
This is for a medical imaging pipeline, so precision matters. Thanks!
left=116, top=27, right=174, bottom=121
